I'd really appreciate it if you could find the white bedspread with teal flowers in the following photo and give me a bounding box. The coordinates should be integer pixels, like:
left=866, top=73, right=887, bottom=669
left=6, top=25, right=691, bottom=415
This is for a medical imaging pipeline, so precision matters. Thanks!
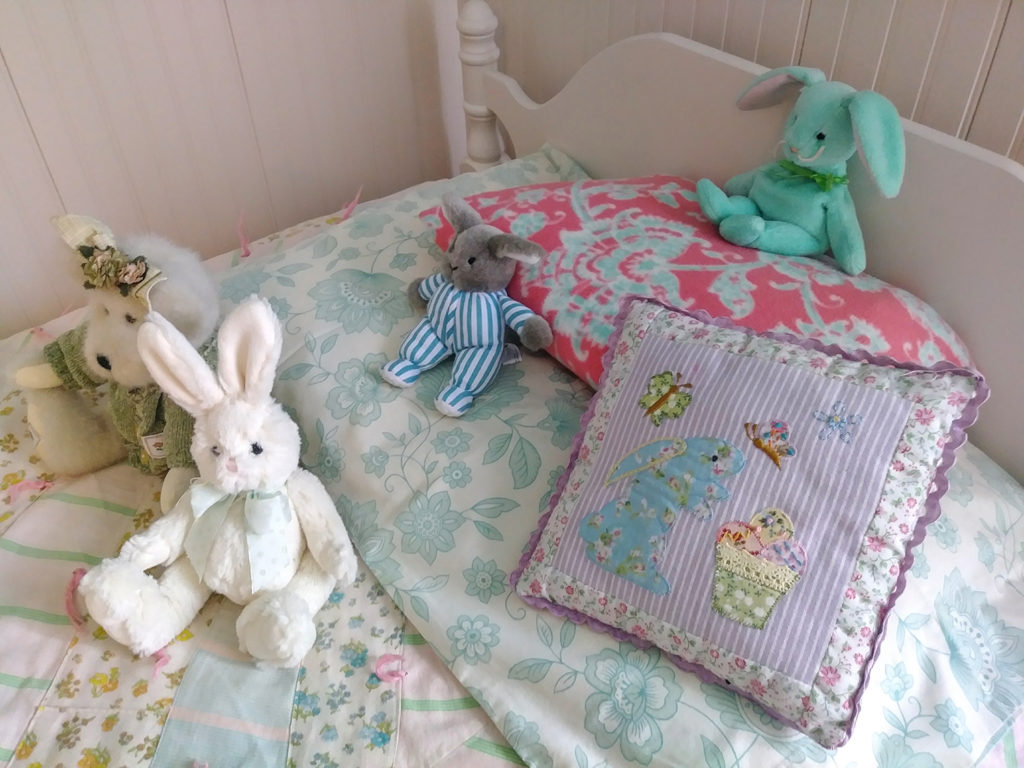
left=218, top=147, right=1024, bottom=767
left=3, top=146, right=1023, bottom=767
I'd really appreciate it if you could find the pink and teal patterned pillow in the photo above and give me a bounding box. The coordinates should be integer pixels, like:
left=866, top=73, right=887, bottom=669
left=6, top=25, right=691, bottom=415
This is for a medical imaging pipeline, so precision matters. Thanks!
left=424, top=176, right=971, bottom=389
left=511, top=297, right=986, bottom=748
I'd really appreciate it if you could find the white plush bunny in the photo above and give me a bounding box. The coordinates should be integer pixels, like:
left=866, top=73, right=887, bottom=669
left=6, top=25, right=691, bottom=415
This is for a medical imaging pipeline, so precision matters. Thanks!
left=77, top=296, right=358, bottom=667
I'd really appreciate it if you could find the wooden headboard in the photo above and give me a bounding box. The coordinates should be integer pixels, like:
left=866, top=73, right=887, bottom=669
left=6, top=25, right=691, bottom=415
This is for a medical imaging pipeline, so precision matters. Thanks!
left=458, top=1, right=1024, bottom=483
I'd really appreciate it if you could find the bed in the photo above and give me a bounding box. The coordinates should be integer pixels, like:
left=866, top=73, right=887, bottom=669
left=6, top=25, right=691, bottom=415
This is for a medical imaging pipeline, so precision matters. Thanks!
left=3, top=2, right=1024, bottom=766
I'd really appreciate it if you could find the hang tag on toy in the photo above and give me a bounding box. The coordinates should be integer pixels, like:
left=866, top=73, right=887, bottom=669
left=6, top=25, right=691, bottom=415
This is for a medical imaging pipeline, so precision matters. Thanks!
left=141, top=432, right=167, bottom=459
left=501, top=343, right=523, bottom=366
left=131, top=269, right=167, bottom=312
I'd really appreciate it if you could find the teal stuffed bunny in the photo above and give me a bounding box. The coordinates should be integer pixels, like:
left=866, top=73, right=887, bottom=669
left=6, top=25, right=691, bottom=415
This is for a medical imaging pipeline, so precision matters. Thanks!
left=697, top=66, right=905, bottom=275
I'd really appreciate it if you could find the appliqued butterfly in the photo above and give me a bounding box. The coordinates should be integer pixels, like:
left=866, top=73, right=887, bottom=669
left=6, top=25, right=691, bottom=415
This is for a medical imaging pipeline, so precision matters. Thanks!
left=638, top=371, right=693, bottom=426
left=744, top=420, right=796, bottom=469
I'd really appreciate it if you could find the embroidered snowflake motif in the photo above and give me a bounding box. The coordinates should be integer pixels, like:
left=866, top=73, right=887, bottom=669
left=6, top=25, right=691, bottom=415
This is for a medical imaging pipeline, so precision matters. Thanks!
left=813, top=400, right=863, bottom=443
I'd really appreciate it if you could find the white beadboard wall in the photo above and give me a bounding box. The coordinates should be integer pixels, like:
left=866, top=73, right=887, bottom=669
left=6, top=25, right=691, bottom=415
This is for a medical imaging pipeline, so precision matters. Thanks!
left=0, top=0, right=461, bottom=336
left=484, top=0, right=1024, bottom=162
left=3, top=0, right=1023, bottom=335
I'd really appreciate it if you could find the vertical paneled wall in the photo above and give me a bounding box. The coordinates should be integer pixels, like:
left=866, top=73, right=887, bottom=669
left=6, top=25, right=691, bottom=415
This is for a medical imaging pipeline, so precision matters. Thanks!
left=3, top=1, right=1023, bottom=335
left=485, top=0, right=1024, bottom=160
left=0, top=0, right=459, bottom=336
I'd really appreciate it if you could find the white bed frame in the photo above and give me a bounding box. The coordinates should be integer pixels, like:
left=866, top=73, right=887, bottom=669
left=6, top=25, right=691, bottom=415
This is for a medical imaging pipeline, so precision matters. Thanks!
left=457, top=0, right=1024, bottom=484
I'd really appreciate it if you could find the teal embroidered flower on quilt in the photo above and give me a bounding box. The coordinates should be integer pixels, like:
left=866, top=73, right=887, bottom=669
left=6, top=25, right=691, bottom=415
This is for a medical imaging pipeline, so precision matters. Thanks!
left=414, top=366, right=531, bottom=420
left=442, top=461, right=472, bottom=488
left=361, top=446, right=390, bottom=478
left=936, top=569, right=1024, bottom=719
left=502, top=712, right=553, bottom=768
left=447, top=614, right=501, bottom=665
left=910, top=549, right=931, bottom=579
left=337, top=497, right=402, bottom=586
left=347, top=212, right=392, bottom=239
left=538, top=395, right=584, bottom=450
left=314, top=442, right=344, bottom=482
left=872, top=733, right=942, bottom=768
left=395, top=492, right=464, bottom=565
left=931, top=698, right=973, bottom=751
left=431, top=427, right=472, bottom=458
left=582, top=643, right=682, bottom=765
left=881, top=662, right=914, bottom=701
left=326, top=353, right=398, bottom=426
left=944, top=463, right=974, bottom=507
left=267, top=296, right=293, bottom=320
left=220, top=268, right=272, bottom=303
left=701, top=683, right=828, bottom=765
left=308, top=269, right=411, bottom=334
left=927, top=513, right=961, bottom=551
left=463, top=557, right=506, bottom=604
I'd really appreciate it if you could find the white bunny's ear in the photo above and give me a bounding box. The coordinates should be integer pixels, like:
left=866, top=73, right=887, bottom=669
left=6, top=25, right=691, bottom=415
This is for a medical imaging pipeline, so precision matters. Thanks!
left=138, top=312, right=223, bottom=416
left=216, top=296, right=282, bottom=403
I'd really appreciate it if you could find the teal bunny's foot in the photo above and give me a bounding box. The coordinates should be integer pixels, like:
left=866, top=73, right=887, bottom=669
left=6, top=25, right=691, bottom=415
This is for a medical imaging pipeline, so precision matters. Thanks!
left=696, top=179, right=758, bottom=224
left=720, top=216, right=825, bottom=257
left=832, top=250, right=866, bottom=277
left=719, top=215, right=765, bottom=247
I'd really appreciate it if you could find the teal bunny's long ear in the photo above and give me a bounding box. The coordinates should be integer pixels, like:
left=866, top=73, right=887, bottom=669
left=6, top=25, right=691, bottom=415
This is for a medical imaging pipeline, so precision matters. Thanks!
left=849, top=91, right=906, bottom=198
left=736, top=66, right=826, bottom=110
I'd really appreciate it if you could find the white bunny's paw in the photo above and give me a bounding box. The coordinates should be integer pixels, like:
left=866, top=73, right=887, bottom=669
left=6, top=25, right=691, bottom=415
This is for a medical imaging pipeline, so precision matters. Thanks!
left=236, top=591, right=316, bottom=668
left=78, top=560, right=173, bottom=657
left=117, top=534, right=172, bottom=568
left=321, top=546, right=358, bottom=586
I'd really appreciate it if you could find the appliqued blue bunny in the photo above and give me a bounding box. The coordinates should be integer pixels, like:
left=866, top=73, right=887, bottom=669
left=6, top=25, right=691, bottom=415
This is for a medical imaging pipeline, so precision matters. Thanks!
left=382, top=193, right=552, bottom=416
left=579, top=436, right=746, bottom=594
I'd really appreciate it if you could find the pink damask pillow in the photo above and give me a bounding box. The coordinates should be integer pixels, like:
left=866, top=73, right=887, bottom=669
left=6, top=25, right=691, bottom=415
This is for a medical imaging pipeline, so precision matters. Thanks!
left=424, top=177, right=970, bottom=389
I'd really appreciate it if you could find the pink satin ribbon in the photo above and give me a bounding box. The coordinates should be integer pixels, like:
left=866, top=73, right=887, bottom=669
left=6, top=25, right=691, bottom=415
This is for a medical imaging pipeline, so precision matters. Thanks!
left=64, top=567, right=87, bottom=630
left=8, top=479, right=52, bottom=503
left=374, top=653, right=407, bottom=682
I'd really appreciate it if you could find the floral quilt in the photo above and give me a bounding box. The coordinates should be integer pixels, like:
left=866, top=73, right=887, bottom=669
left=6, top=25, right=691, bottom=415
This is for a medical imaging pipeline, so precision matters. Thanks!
left=3, top=146, right=1023, bottom=766
left=219, top=148, right=1024, bottom=766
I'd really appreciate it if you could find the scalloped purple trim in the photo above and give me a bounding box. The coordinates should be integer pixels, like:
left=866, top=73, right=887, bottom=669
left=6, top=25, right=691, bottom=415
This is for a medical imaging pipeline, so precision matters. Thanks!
left=510, top=294, right=988, bottom=748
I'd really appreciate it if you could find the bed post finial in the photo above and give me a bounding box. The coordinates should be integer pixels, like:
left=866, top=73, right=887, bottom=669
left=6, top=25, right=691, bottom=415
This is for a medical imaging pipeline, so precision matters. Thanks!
left=458, top=0, right=503, bottom=172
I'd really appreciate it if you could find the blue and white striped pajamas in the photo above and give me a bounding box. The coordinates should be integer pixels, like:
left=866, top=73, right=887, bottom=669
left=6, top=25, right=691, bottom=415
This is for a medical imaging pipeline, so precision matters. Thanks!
left=382, top=273, right=536, bottom=415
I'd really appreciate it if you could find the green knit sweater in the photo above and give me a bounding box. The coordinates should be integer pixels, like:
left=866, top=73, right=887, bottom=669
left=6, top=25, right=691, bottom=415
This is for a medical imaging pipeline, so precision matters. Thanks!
left=44, top=324, right=215, bottom=474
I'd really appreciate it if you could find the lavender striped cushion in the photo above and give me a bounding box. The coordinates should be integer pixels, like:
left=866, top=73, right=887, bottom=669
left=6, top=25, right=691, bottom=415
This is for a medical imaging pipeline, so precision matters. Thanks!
left=512, top=297, right=986, bottom=749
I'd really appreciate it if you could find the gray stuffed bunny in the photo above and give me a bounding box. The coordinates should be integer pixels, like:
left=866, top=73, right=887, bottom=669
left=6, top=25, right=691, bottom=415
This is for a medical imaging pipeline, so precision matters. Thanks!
left=381, top=192, right=552, bottom=416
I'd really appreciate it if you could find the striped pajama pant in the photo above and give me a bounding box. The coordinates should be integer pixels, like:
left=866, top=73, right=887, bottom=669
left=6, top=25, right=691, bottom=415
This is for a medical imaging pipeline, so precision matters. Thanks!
left=381, top=277, right=534, bottom=416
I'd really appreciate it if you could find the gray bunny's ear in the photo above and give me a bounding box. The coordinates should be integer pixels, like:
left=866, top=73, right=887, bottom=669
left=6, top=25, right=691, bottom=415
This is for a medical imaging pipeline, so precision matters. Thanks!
left=441, top=192, right=483, bottom=233
left=488, top=234, right=545, bottom=265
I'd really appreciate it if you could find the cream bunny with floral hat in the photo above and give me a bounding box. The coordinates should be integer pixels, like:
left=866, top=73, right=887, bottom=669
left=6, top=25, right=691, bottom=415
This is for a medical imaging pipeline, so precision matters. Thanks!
left=76, top=296, right=358, bottom=667
left=15, top=214, right=219, bottom=510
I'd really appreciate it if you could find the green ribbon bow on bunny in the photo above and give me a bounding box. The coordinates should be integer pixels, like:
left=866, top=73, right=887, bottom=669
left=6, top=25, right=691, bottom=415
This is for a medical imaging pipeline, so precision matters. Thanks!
left=776, top=159, right=848, bottom=192
left=183, top=482, right=294, bottom=592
